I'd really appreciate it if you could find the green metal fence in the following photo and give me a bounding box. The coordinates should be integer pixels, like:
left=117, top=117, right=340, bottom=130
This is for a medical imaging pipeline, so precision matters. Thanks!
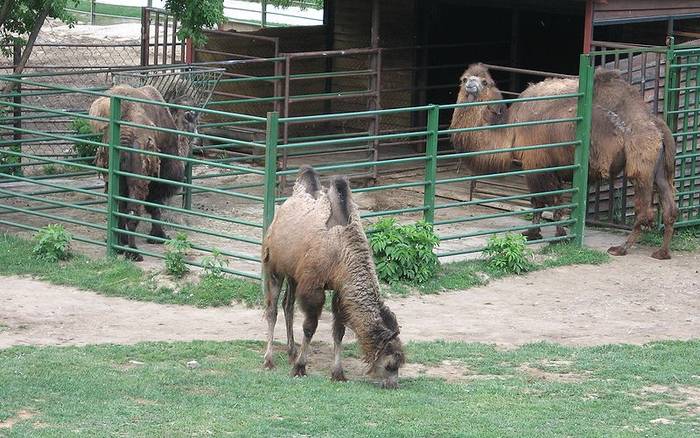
left=666, top=41, right=700, bottom=227
left=0, top=55, right=596, bottom=280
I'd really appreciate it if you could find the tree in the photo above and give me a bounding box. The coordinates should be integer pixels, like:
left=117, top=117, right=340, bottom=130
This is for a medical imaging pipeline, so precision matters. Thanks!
left=1, top=0, right=79, bottom=90
left=165, top=0, right=324, bottom=47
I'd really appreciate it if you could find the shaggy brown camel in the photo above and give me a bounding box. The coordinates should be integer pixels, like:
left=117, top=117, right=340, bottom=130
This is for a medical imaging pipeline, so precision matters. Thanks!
left=262, top=165, right=405, bottom=389
left=450, top=63, right=677, bottom=259
left=89, top=85, right=199, bottom=260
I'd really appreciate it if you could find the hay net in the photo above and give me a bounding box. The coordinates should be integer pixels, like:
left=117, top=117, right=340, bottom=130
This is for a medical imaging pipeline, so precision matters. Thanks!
left=109, top=65, right=224, bottom=108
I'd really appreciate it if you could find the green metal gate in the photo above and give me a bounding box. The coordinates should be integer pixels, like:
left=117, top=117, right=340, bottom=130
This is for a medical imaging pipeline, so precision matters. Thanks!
left=666, top=41, right=700, bottom=227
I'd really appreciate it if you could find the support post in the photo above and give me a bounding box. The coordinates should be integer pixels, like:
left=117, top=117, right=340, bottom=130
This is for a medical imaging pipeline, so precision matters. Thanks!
left=582, top=0, right=593, bottom=54
left=106, top=96, right=122, bottom=257
left=664, top=36, right=677, bottom=128
left=263, top=111, right=279, bottom=234
left=423, top=105, right=439, bottom=224
left=572, top=54, right=594, bottom=246
left=182, top=159, right=193, bottom=210
left=90, top=0, right=96, bottom=25
left=11, top=43, right=22, bottom=176
left=262, top=0, right=268, bottom=27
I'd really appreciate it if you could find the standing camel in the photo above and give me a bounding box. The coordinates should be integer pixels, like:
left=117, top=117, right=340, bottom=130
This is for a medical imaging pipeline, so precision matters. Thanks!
left=450, top=63, right=677, bottom=259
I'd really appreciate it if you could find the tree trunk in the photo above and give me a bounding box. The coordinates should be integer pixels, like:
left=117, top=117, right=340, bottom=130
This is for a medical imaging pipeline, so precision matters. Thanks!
left=0, top=0, right=14, bottom=29
left=2, top=6, right=49, bottom=93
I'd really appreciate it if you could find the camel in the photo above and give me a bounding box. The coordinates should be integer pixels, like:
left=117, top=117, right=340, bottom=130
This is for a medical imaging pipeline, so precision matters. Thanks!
left=262, top=165, right=405, bottom=389
left=89, top=84, right=199, bottom=260
left=450, top=63, right=677, bottom=259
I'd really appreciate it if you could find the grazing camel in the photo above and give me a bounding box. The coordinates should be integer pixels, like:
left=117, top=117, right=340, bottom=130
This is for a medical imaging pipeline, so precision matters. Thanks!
left=450, top=63, right=677, bottom=259
left=89, top=85, right=199, bottom=260
left=262, top=165, right=405, bottom=389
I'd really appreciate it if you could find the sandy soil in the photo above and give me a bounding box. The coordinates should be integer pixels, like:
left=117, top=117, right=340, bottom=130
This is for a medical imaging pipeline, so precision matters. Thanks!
left=1, top=243, right=698, bottom=350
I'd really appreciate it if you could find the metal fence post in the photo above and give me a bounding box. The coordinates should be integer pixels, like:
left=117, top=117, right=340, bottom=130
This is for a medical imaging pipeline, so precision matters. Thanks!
left=90, top=0, right=96, bottom=25
left=423, top=105, right=439, bottom=223
left=106, top=96, right=122, bottom=257
left=263, top=111, right=279, bottom=234
left=183, top=159, right=193, bottom=209
left=664, top=36, right=677, bottom=129
left=11, top=43, right=22, bottom=176
left=572, top=54, right=594, bottom=246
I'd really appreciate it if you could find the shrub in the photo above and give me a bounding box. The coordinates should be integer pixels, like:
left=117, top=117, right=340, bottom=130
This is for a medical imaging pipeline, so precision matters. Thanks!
left=483, top=233, right=532, bottom=275
left=0, top=144, right=23, bottom=176
left=33, top=224, right=72, bottom=262
left=369, top=218, right=439, bottom=285
left=201, top=248, right=229, bottom=278
left=71, top=118, right=101, bottom=158
left=165, top=232, right=191, bottom=278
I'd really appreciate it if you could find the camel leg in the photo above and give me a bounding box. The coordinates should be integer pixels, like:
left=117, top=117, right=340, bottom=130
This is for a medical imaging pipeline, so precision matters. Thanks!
left=263, top=272, right=283, bottom=370
left=330, top=293, right=347, bottom=382
left=123, top=210, right=144, bottom=262
left=608, top=179, right=654, bottom=256
left=524, top=196, right=545, bottom=241
left=292, top=290, right=324, bottom=377
left=145, top=203, right=169, bottom=244
left=553, top=195, right=568, bottom=238
left=651, top=163, right=678, bottom=260
left=283, top=278, right=298, bottom=363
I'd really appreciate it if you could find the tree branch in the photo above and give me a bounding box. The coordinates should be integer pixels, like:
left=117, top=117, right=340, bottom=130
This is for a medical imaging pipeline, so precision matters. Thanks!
left=2, top=6, right=49, bottom=93
left=0, top=0, right=15, bottom=29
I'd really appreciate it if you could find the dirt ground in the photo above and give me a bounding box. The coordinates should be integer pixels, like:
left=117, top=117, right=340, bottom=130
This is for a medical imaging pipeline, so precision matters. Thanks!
left=1, top=239, right=698, bottom=350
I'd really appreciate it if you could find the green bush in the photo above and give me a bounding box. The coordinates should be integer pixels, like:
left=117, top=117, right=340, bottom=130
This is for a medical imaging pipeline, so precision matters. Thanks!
left=201, top=248, right=229, bottom=278
left=71, top=118, right=101, bottom=158
left=165, top=232, right=191, bottom=278
left=0, top=144, right=23, bottom=176
left=483, top=233, right=532, bottom=275
left=369, top=218, right=439, bottom=285
left=33, top=224, right=72, bottom=262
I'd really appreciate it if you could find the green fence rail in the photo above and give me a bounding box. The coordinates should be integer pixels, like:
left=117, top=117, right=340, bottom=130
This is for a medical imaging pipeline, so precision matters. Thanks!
left=0, top=53, right=599, bottom=280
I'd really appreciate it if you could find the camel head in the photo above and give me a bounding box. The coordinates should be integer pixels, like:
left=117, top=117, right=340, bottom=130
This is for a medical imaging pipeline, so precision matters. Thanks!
left=458, top=63, right=498, bottom=103
left=169, top=96, right=200, bottom=156
left=367, top=304, right=406, bottom=389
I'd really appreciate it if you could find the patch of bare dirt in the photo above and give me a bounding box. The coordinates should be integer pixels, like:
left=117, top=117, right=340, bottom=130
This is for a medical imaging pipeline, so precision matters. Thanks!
left=0, top=410, right=36, bottom=430
left=1, top=245, right=699, bottom=350
left=635, top=385, right=700, bottom=416
left=517, top=363, right=588, bottom=383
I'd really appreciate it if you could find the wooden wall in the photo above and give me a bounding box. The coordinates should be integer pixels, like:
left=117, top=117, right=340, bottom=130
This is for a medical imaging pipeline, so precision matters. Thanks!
left=594, top=0, right=700, bottom=24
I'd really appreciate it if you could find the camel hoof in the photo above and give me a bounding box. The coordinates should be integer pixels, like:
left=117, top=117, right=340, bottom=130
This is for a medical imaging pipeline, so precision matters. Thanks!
left=263, top=358, right=275, bottom=370
left=287, top=347, right=298, bottom=364
left=146, top=237, right=165, bottom=244
left=651, top=249, right=671, bottom=260
left=523, top=231, right=543, bottom=241
left=555, top=228, right=568, bottom=238
left=607, top=246, right=627, bottom=256
left=380, top=380, right=399, bottom=390
left=125, top=252, right=144, bottom=262
left=292, top=364, right=306, bottom=377
left=331, top=368, right=347, bottom=382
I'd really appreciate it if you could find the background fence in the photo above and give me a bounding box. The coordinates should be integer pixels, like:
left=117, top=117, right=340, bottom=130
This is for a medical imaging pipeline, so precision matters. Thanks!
left=0, top=55, right=595, bottom=280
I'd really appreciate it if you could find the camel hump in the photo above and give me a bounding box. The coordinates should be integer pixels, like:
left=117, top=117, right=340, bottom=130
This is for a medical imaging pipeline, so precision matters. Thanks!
left=326, top=175, right=352, bottom=228
left=594, top=68, right=624, bottom=83
left=294, top=165, right=322, bottom=198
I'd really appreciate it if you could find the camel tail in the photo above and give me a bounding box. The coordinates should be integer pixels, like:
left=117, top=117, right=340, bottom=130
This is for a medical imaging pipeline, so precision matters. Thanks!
left=295, top=165, right=322, bottom=198
left=326, top=176, right=352, bottom=227
left=659, top=119, right=676, bottom=180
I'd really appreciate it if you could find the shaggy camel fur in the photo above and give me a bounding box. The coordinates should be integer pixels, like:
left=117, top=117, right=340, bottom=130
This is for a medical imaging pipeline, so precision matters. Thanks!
left=89, top=85, right=199, bottom=260
left=450, top=63, right=677, bottom=259
left=262, top=166, right=405, bottom=389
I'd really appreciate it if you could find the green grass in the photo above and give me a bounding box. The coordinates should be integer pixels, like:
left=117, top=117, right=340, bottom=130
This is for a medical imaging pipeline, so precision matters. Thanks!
left=0, top=340, right=698, bottom=436
left=69, top=0, right=142, bottom=19
left=415, top=243, right=609, bottom=295
left=640, top=226, right=700, bottom=252
left=0, top=233, right=259, bottom=307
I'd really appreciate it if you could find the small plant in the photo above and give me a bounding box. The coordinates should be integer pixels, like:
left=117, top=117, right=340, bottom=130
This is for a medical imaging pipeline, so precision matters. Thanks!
left=71, top=118, right=101, bottom=158
left=42, top=163, right=61, bottom=175
left=33, top=224, right=72, bottom=262
left=369, top=218, right=439, bottom=285
left=201, top=248, right=229, bottom=278
left=0, top=145, right=23, bottom=176
left=165, top=232, right=191, bottom=278
left=483, top=233, right=532, bottom=275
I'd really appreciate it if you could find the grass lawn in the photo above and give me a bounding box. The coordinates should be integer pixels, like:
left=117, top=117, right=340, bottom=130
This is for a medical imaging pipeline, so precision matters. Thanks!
left=69, top=0, right=142, bottom=19
left=640, top=225, right=700, bottom=252
left=0, top=340, right=698, bottom=436
left=1, top=233, right=609, bottom=306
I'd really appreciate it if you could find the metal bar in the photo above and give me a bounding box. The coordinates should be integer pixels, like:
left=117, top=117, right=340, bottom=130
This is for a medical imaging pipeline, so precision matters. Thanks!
left=423, top=105, right=438, bottom=223
left=106, top=96, right=121, bottom=257
left=572, top=54, right=594, bottom=246
left=263, top=112, right=279, bottom=233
